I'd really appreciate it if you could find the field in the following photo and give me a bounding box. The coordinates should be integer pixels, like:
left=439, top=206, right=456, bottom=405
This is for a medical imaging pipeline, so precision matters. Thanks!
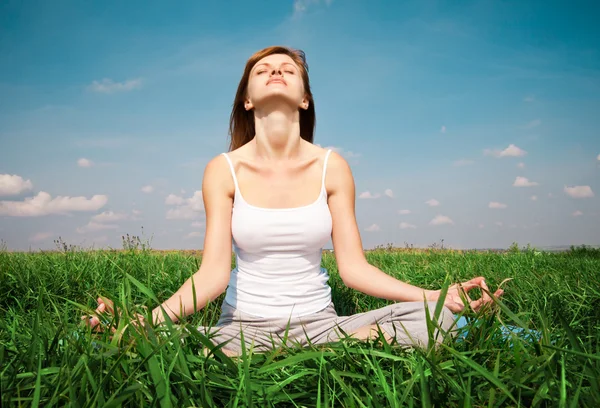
left=1, top=243, right=599, bottom=407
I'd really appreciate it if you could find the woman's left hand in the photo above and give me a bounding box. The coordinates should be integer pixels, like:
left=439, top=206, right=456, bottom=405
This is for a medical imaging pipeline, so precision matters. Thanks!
left=429, top=276, right=506, bottom=314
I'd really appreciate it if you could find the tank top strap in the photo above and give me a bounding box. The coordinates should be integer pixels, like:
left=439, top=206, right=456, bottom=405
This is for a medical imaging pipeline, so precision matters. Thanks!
left=321, top=149, right=333, bottom=190
left=221, top=153, right=240, bottom=192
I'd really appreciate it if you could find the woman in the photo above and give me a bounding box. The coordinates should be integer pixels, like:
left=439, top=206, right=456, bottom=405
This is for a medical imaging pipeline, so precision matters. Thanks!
left=83, top=46, right=504, bottom=356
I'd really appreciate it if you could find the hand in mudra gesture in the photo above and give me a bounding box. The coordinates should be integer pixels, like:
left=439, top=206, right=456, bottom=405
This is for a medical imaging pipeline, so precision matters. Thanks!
left=81, top=296, right=148, bottom=338
left=430, top=277, right=508, bottom=314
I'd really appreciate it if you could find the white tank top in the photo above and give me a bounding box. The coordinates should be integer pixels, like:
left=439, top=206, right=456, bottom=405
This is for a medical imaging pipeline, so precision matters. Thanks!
left=220, top=149, right=333, bottom=318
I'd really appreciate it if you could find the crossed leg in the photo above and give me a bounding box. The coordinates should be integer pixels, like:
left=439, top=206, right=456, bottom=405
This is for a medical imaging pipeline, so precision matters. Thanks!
left=198, top=300, right=456, bottom=356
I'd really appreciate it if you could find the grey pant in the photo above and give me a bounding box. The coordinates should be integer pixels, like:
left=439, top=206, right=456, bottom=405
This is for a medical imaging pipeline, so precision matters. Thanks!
left=198, top=300, right=457, bottom=354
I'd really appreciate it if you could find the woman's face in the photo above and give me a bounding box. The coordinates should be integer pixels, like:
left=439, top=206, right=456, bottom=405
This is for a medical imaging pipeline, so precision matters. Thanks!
left=245, top=53, right=308, bottom=112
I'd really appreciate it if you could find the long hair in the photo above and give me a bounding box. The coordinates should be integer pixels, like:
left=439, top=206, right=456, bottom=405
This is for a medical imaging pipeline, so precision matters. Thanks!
left=227, top=46, right=316, bottom=152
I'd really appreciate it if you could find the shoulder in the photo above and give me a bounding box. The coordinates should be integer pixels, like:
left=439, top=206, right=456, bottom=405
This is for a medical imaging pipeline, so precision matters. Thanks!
left=204, top=143, right=249, bottom=174
left=204, top=153, right=229, bottom=178
left=324, top=150, right=354, bottom=195
left=325, top=149, right=350, bottom=172
left=203, top=153, right=235, bottom=199
left=309, top=144, right=351, bottom=174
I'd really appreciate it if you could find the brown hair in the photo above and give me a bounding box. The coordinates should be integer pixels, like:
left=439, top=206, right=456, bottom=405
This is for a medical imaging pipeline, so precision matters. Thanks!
left=227, top=46, right=316, bottom=152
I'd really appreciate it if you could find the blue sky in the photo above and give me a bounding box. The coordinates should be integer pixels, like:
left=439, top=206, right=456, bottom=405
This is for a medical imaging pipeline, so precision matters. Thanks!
left=1, top=0, right=599, bottom=251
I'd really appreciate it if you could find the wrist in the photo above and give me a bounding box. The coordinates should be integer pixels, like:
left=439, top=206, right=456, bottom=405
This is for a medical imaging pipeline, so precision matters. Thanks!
left=425, top=289, right=439, bottom=302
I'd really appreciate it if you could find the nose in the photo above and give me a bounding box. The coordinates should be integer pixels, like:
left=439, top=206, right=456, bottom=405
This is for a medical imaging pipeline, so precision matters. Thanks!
left=270, top=68, right=283, bottom=76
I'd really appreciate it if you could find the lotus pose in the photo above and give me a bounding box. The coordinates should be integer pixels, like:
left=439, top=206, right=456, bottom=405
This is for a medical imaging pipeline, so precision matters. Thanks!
left=83, top=46, right=504, bottom=356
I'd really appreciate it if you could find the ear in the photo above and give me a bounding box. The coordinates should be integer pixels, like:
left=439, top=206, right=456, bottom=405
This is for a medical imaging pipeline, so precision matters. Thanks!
left=244, top=99, right=254, bottom=111
left=301, top=98, right=309, bottom=110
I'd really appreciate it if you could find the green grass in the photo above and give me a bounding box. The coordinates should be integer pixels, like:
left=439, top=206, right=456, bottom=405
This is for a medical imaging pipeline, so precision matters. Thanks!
left=1, top=245, right=599, bottom=406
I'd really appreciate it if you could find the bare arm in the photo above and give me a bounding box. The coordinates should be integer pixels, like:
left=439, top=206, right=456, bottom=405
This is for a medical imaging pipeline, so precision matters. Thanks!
left=151, top=155, right=234, bottom=325
left=327, top=152, right=435, bottom=302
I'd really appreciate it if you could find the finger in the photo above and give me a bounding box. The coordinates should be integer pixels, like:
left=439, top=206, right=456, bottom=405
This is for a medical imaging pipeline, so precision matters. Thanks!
left=82, top=314, right=96, bottom=327
left=85, top=316, right=104, bottom=332
left=98, top=296, right=115, bottom=314
left=91, top=304, right=108, bottom=324
left=457, top=280, right=483, bottom=292
left=96, top=303, right=106, bottom=314
left=480, top=279, right=492, bottom=303
left=470, top=297, right=485, bottom=312
left=462, top=276, right=485, bottom=287
left=472, top=289, right=505, bottom=312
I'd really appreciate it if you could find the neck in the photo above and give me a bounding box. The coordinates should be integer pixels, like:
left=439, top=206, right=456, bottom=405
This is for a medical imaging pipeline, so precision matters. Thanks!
left=251, top=107, right=302, bottom=160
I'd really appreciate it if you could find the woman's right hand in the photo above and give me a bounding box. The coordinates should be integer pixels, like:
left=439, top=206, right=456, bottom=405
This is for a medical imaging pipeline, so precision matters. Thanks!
left=81, top=296, right=117, bottom=334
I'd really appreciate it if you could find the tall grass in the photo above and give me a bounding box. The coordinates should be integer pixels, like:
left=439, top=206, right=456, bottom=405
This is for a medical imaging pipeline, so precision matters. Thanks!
left=1, top=243, right=599, bottom=406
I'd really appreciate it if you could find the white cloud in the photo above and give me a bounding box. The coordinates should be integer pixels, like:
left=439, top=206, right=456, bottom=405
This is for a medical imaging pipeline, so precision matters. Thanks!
left=597, top=153, right=600, bottom=161
left=489, top=201, right=508, bottom=209
left=531, top=195, right=538, bottom=201
left=495, top=221, right=503, bottom=227
left=478, top=223, right=485, bottom=228
left=398, top=209, right=411, bottom=215
left=292, top=0, right=333, bottom=18
left=513, top=176, right=539, bottom=187
left=384, top=189, right=394, bottom=198
left=484, top=144, right=527, bottom=158
left=517, top=162, right=525, bottom=169
left=165, top=194, right=185, bottom=205
left=185, top=231, right=203, bottom=239
left=440, top=125, right=446, bottom=133
left=91, top=211, right=128, bottom=223
left=29, top=232, right=54, bottom=243
left=0, top=174, right=33, bottom=196
left=399, top=222, right=416, bottom=229
left=79, top=209, right=137, bottom=233
left=77, top=158, right=93, bottom=168
left=365, top=224, right=381, bottom=232
left=572, top=210, right=583, bottom=217
left=523, top=95, right=535, bottom=102
left=88, top=78, right=143, bottom=94
left=141, top=185, right=154, bottom=194
left=425, top=199, right=440, bottom=207
left=564, top=185, right=594, bottom=198
left=77, top=221, right=119, bottom=234
left=0, top=192, right=107, bottom=217
left=166, top=190, right=204, bottom=220
left=453, top=159, right=474, bottom=167
left=523, top=119, right=541, bottom=129
left=191, top=221, right=205, bottom=228
left=358, top=191, right=380, bottom=199
left=429, top=215, right=454, bottom=226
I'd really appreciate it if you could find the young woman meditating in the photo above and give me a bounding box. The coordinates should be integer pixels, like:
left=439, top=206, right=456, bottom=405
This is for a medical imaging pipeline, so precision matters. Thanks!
left=83, top=46, right=504, bottom=356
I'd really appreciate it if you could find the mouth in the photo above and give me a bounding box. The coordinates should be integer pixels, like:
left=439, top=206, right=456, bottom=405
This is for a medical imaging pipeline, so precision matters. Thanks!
left=267, top=79, right=286, bottom=86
